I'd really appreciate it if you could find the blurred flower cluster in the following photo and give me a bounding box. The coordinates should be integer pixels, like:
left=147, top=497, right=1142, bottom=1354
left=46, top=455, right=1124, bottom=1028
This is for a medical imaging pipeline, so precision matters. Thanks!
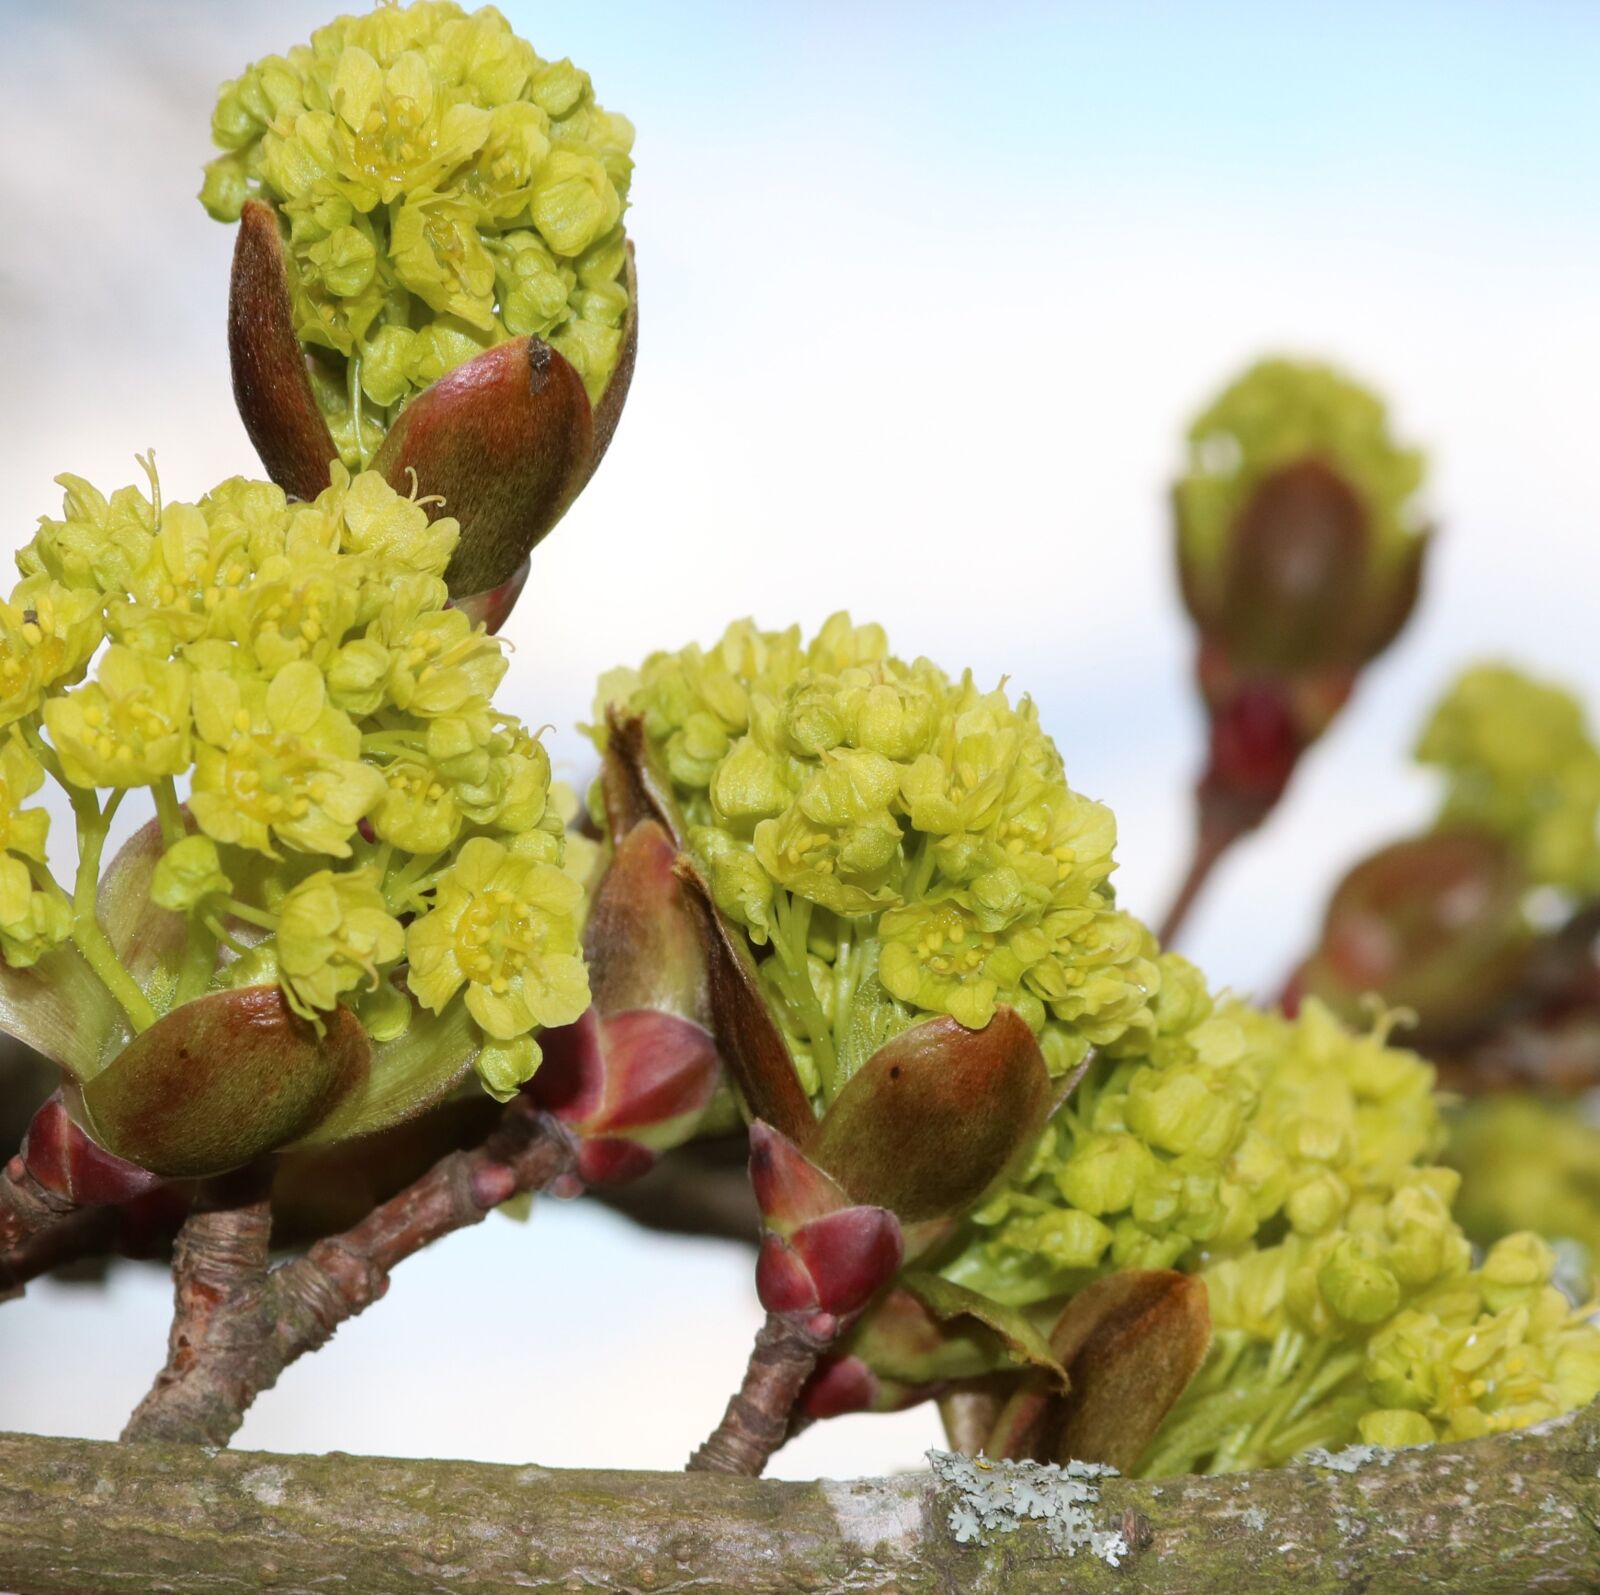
left=203, top=0, right=634, bottom=467
left=591, top=613, right=1161, bottom=1103
left=1417, top=664, right=1600, bottom=898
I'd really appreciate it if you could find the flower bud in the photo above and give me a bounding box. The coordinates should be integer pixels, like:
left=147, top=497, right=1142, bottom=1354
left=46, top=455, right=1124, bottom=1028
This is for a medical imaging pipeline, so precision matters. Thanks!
left=1357, top=1408, right=1434, bottom=1448
left=1173, top=359, right=1428, bottom=846
left=19, top=1090, right=162, bottom=1207
left=1318, top=1237, right=1401, bottom=1326
left=1289, top=830, right=1531, bottom=1044
left=748, top=1122, right=903, bottom=1328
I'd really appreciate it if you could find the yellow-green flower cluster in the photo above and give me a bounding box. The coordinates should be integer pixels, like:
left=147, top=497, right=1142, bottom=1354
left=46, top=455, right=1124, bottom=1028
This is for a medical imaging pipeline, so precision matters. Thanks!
left=1144, top=1231, right=1600, bottom=1473
left=1447, top=1095, right=1600, bottom=1298
left=941, top=973, right=1600, bottom=1471
left=0, top=732, right=70, bottom=968
left=1416, top=663, right=1600, bottom=895
left=945, top=977, right=1446, bottom=1300
left=594, top=614, right=1159, bottom=1101
left=203, top=0, right=634, bottom=466
left=6, top=461, right=585, bottom=1102
left=1176, top=357, right=1425, bottom=576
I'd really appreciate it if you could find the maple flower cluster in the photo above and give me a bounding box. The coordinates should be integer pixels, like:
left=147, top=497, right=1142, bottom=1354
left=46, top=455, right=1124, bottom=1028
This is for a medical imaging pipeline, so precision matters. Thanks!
left=593, top=614, right=1161, bottom=1105
left=1417, top=662, right=1600, bottom=896
left=202, top=0, right=634, bottom=467
left=0, top=462, right=587, bottom=1101
left=1175, top=356, right=1426, bottom=592
left=941, top=969, right=1600, bottom=1470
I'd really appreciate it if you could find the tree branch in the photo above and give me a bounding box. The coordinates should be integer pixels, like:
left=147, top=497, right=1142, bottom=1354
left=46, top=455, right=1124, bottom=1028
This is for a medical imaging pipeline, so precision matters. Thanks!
left=122, top=1097, right=577, bottom=1447
left=0, top=1203, right=118, bottom=1301
left=6, top=1410, right=1600, bottom=1593
left=687, top=1311, right=833, bottom=1474
left=0, top=1151, right=78, bottom=1260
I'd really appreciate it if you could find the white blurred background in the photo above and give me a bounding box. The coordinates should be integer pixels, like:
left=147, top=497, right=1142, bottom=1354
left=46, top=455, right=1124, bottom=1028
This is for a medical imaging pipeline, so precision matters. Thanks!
left=0, top=0, right=1596, bottom=1478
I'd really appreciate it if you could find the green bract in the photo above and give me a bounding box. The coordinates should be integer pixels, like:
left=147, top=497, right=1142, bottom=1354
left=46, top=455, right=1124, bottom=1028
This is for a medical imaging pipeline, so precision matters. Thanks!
left=940, top=977, right=1600, bottom=1470
left=1417, top=663, right=1600, bottom=894
left=0, top=458, right=589, bottom=1164
left=202, top=0, right=634, bottom=469
left=1176, top=357, right=1425, bottom=578
left=593, top=613, right=1161, bottom=1104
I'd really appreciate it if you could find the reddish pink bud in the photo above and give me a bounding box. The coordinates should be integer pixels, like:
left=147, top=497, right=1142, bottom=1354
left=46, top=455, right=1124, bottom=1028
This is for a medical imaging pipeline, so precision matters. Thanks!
left=755, top=1233, right=820, bottom=1314
left=800, top=1355, right=881, bottom=1419
left=785, top=1206, right=903, bottom=1318
left=574, top=1138, right=656, bottom=1188
left=748, top=1120, right=852, bottom=1235
left=746, top=1122, right=903, bottom=1319
left=531, top=1007, right=719, bottom=1182
left=21, top=1092, right=162, bottom=1207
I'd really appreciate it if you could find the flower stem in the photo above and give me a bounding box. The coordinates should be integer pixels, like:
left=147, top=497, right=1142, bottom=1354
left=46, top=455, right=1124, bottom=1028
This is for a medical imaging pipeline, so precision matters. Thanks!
left=69, top=789, right=156, bottom=1033
left=152, top=776, right=185, bottom=849
left=1156, top=796, right=1251, bottom=949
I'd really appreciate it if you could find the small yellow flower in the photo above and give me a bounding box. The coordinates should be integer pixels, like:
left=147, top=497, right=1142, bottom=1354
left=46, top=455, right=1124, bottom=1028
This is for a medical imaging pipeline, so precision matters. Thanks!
left=0, top=732, right=68, bottom=968
left=277, top=867, right=404, bottom=1022
left=189, top=660, right=384, bottom=856
left=0, top=579, right=102, bottom=729
left=406, top=835, right=588, bottom=1040
left=374, top=600, right=507, bottom=719
left=43, top=646, right=191, bottom=789
left=151, top=835, right=233, bottom=914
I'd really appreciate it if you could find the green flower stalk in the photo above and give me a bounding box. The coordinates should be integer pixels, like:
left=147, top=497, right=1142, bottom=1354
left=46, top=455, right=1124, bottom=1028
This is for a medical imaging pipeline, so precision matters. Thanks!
left=0, top=459, right=589, bottom=1186
left=205, top=0, right=639, bottom=616
left=1163, top=358, right=1429, bottom=943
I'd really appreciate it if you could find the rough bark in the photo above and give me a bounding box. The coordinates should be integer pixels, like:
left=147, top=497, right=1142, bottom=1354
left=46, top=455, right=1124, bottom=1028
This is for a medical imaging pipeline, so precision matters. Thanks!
left=0, top=1153, right=78, bottom=1260
left=121, top=1170, right=274, bottom=1441
left=123, top=1098, right=577, bottom=1447
left=4, top=1410, right=1600, bottom=1593
left=0, top=1203, right=116, bottom=1300
left=687, top=1310, right=832, bottom=1474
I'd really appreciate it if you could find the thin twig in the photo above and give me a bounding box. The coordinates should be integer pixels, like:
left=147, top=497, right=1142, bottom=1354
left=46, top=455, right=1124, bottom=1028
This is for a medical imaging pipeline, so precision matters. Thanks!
left=686, top=1311, right=836, bottom=1475
left=0, top=1153, right=79, bottom=1260
left=0, top=1204, right=119, bottom=1302
left=121, top=1168, right=275, bottom=1444
left=1156, top=798, right=1249, bottom=948
left=122, top=1096, right=577, bottom=1448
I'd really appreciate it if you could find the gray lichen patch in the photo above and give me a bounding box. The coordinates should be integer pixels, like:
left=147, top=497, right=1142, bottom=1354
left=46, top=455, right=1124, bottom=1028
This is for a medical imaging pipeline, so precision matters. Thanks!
left=1303, top=1444, right=1396, bottom=1474
left=928, top=1451, right=1129, bottom=1566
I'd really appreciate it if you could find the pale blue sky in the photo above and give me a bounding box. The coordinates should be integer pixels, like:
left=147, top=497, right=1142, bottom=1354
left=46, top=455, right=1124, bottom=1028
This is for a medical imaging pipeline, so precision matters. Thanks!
left=1, top=0, right=1596, bottom=1478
